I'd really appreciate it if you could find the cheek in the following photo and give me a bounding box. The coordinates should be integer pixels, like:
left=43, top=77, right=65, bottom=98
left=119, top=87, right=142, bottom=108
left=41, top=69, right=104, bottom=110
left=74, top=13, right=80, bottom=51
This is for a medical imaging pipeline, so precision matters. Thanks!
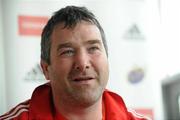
left=93, top=56, right=109, bottom=87
left=51, top=59, right=73, bottom=78
left=92, top=55, right=109, bottom=73
left=58, top=60, right=73, bottom=73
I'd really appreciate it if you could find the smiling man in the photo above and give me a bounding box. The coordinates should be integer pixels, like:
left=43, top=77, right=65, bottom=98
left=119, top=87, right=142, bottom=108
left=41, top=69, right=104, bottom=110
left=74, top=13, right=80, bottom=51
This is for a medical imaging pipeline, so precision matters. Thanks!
left=43, top=20, right=109, bottom=120
left=0, top=6, right=150, bottom=120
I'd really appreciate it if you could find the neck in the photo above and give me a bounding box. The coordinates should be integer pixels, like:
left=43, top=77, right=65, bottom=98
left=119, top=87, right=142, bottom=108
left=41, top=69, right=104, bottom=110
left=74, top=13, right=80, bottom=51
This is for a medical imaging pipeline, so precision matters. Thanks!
left=54, top=96, right=103, bottom=120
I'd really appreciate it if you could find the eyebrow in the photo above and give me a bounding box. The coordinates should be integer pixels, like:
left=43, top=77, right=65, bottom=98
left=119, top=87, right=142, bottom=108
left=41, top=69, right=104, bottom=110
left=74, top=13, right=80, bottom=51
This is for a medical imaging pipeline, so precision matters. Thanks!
left=56, top=39, right=102, bottom=51
left=57, top=43, right=73, bottom=51
left=85, top=39, right=102, bottom=45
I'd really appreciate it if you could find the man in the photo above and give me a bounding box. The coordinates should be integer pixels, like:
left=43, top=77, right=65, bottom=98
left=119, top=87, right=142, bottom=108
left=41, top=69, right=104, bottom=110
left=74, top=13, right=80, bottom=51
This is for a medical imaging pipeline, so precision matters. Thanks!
left=0, top=6, right=150, bottom=120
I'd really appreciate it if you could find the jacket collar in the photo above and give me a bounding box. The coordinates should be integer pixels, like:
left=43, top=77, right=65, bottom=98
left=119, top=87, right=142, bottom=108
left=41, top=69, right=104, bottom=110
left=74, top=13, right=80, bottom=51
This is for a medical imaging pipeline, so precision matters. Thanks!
left=103, top=90, right=129, bottom=120
left=29, top=83, right=54, bottom=120
left=29, top=83, right=129, bottom=120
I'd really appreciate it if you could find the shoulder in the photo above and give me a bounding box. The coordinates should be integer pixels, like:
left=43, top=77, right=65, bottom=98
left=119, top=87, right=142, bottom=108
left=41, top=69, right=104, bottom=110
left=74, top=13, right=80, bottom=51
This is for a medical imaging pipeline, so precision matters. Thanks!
left=127, top=108, right=152, bottom=120
left=0, top=100, right=30, bottom=120
left=103, top=90, right=151, bottom=120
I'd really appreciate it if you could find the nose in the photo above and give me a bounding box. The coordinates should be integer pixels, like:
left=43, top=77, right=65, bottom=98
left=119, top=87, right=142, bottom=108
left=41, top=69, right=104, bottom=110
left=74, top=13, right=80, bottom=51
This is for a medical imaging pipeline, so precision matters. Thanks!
left=74, top=50, right=90, bottom=71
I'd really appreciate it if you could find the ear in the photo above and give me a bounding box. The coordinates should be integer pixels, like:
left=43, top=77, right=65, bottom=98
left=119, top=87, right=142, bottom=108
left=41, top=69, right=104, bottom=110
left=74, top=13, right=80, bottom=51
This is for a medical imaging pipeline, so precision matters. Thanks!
left=40, top=59, right=50, bottom=80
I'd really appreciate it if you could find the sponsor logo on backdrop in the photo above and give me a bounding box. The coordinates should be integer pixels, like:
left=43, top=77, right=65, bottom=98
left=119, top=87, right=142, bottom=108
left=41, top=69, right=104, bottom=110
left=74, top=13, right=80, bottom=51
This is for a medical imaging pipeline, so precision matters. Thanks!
left=18, top=15, right=49, bottom=36
left=127, top=66, right=145, bottom=84
left=123, top=23, right=145, bottom=40
left=24, top=64, right=46, bottom=82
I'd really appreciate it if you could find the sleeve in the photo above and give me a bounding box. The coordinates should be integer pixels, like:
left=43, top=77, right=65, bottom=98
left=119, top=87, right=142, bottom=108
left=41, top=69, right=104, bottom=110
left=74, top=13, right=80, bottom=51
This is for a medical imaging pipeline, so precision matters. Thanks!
left=0, top=100, right=30, bottom=120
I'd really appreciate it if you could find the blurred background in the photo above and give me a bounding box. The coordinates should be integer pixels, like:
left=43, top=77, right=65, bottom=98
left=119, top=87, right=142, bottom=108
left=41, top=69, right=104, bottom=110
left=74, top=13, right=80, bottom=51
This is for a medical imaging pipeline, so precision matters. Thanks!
left=0, top=0, right=180, bottom=119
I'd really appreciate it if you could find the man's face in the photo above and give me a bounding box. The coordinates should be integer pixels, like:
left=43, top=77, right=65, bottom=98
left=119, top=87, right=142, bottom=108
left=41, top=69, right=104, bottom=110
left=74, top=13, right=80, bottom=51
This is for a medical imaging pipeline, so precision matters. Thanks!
left=42, top=21, right=109, bottom=107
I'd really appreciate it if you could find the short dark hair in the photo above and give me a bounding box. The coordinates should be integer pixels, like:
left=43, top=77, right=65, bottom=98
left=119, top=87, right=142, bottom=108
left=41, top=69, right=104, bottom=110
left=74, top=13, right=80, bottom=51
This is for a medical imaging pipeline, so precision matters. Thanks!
left=41, top=6, right=108, bottom=64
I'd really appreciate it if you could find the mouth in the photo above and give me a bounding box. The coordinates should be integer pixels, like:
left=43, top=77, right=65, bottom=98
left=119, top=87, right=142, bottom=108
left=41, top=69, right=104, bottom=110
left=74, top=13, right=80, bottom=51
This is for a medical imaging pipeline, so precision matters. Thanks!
left=73, top=76, right=94, bottom=82
left=71, top=75, right=96, bottom=85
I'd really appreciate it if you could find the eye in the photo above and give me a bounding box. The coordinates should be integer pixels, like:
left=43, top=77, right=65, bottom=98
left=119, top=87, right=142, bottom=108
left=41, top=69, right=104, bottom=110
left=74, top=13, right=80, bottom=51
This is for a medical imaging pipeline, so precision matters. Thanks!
left=59, top=49, right=75, bottom=57
left=88, top=46, right=100, bottom=53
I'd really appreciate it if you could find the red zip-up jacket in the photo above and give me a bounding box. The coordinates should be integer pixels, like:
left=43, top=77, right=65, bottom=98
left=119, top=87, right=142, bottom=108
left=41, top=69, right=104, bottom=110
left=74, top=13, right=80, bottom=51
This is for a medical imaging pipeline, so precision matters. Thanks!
left=0, top=83, right=150, bottom=120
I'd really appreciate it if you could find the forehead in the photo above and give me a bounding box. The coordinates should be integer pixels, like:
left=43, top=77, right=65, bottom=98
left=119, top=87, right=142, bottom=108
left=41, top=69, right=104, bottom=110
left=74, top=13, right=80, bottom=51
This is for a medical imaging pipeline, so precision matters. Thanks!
left=51, top=21, right=102, bottom=44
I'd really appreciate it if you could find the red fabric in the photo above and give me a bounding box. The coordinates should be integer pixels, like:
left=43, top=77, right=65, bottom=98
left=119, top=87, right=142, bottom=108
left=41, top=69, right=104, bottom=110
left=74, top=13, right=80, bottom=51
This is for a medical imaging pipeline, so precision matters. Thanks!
left=0, top=83, right=150, bottom=120
left=54, top=111, right=67, bottom=120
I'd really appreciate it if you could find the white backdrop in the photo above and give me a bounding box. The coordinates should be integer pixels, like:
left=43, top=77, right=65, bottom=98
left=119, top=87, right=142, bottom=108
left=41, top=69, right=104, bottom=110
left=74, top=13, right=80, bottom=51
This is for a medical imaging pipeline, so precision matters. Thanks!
left=0, top=0, right=169, bottom=119
left=0, top=0, right=6, bottom=114
left=1, top=0, right=152, bottom=114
